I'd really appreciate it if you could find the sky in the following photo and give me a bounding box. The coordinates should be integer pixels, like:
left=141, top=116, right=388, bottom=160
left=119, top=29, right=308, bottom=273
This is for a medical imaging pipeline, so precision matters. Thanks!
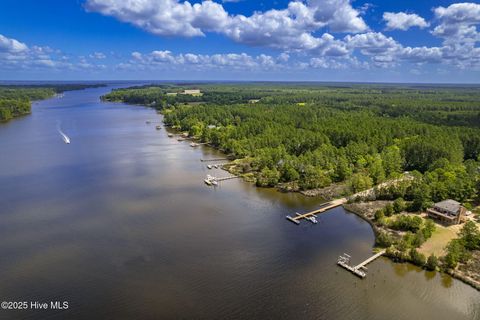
left=0, top=0, right=479, bottom=82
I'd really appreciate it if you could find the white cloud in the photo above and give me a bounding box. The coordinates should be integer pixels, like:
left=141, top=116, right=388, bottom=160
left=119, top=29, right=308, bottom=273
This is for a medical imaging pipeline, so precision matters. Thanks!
left=432, top=2, right=480, bottom=44
left=0, top=33, right=108, bottom=72
left=309, top=57, right=346, bottom=69
left=85, top=0, right=229, bottom=37
left=122, top=50, right=287, bottom=71
left=342, top=26, right=480, bottom=70
left=434, top=3, right=480, bottom=25
left=345, top=32, right=400, bottom=55
left=308, top=0, right=368, bottom=33
left=278, top=52, right=290, bottom=62
left=85, top=0, right=367, bottom=51
left=383, top=12, right=429, bottom=31
left=0, top=34, right=28, bottom=53
left=89, top=52, right=106, bottom=59
left=222, top=2, right=322, bottom=50
left=81, top=1, right=480, bottom=71
left=399, top=46, right=443, bottom=63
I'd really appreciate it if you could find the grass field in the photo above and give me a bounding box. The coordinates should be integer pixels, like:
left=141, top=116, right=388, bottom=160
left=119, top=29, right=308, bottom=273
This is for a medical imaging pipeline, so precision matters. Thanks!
left=418, top=223, right=462, bottom=257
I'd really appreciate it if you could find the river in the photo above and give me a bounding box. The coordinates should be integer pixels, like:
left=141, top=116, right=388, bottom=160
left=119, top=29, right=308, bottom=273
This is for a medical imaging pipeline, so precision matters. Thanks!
left=0, top=84, right=478, bottom=319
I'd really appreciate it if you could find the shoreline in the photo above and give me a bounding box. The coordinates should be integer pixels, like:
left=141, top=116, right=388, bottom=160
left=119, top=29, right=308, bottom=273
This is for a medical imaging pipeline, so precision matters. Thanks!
left=189, top=135, right=480, bottom=292
left=343, top=202, right=480, bottom=292
left=152, top=105, right=480, bottom=292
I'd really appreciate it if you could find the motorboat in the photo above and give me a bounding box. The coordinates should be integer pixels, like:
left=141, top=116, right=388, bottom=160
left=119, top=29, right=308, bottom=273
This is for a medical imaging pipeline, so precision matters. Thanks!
left=58, top=127, right=70, bottom=144
left=306, top=216, right=318, bottom=224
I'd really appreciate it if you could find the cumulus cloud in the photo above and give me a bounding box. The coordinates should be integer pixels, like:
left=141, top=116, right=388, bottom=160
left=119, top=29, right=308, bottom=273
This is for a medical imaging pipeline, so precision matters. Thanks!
left=383, top=12, right=429, bottom=31
left=308, top=0, right=368, bottom=33
left=84, top=0, right=226, bottom=37
left=124, top=26, right=480, bottom=72
left=5, top=1, right=480, bottom=77
left=82, top=0, right=480, bottom=71
left=124, top=50, right=287, bottom=71
left=342, top=27, right=480, bottom=69
left=0, top=33, right=107, bottom=72
left=432, top=2, right=480, bottom=45
left=343, top=32, right=400, bottom=67
left=434, top=2, right=480, bottom=25
left=0, top=34, right=28, bottom=53
left=399, top=46, right=443, bottom=63
left=85, top=0, right=367, bottom=50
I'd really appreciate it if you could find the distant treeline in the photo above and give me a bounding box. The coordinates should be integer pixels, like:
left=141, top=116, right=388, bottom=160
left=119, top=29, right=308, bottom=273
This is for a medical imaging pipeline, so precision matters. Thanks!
left=103, top=83, right=480, bottom=128
left=103, top=83, right=480, bottom=207
left=0, top=84, right=106, bottom=121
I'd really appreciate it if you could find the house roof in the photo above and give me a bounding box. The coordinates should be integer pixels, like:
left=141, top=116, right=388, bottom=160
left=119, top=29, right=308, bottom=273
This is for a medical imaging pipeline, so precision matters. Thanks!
left=434, top=199, right=461, bottom=213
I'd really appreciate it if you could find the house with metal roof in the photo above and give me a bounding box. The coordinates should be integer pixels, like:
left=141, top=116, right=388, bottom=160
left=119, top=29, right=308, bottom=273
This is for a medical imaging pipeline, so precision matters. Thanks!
left=427, top=199, right=467, bottom=225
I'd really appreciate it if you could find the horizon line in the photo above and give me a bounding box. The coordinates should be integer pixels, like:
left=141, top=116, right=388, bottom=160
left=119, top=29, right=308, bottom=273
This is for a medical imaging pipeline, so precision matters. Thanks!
left=1, top=79, right=480, bottom=86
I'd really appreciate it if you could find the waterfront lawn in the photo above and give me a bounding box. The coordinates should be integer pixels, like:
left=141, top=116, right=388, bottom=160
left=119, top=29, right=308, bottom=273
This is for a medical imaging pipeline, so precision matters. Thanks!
left=418, top=223, right=462, bottom=257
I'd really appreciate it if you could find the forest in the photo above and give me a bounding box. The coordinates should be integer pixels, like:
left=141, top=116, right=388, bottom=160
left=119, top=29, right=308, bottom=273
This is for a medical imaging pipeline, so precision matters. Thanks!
left=103, top=83, right=480, bottom=209
left=0, top=84, right=106, bottom=121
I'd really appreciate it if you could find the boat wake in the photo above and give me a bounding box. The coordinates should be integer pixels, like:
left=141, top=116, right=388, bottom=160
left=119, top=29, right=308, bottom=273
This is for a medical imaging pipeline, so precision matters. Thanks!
left=56, top=121, right=71, bottom=144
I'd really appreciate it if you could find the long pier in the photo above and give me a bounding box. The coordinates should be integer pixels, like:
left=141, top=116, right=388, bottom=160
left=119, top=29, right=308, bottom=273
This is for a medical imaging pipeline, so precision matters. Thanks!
left=200, top=158, right=229, bottom=162
left=215, top=175, right=240, bottom=182
left=337, top=250, right=386, bottom=278
left=286, top=198, right=347, bottom=225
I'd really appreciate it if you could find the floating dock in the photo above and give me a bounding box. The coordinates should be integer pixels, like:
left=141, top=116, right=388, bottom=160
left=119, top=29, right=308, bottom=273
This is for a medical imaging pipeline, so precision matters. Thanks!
left=203, top=175, right=239, bottom=186
left=286, top=198, right=347, bottom=225
left=286, top=216, right=300, bottom=225
left=337, top=250, right=386, bottom=278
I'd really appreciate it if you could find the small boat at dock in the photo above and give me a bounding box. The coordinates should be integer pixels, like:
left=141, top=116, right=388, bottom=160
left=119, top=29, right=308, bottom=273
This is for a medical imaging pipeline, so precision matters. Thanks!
left=146, top=120, right=151, bottom=124
left=306, top=215, right=318, bottom=224
left=167, top=133, right=174, bottom=137
left=204, top=174, right=218, bottom=186
left=156, top=125, right=161, bottom=130
left=190, top=142, right=199, bottom=147
left=207, top=165, right=212, bottom=169
left=177, top=138, right=185, bottom=141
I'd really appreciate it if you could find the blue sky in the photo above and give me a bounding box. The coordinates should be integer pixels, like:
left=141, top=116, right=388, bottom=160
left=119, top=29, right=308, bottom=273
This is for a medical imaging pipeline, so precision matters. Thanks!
left=0, top=0, right=479, bottom=82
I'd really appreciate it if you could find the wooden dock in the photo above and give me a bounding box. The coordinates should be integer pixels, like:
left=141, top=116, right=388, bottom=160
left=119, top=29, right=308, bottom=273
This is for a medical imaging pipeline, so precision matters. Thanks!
left=286, top=198, right=347, bottom=225
left=200, top=158, right=229, bottom=162
left=337, top=250, right=386, bottom=278
left=204, top=175, right=240, bottom=186
left=214, top=175, right=240, bottom=182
